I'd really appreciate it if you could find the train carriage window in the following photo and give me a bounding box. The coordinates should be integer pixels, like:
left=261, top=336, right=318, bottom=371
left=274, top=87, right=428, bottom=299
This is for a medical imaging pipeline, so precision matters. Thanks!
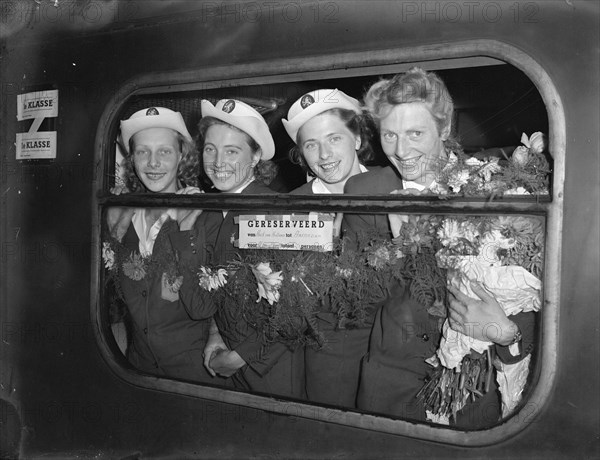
left=93, top=49, right=561, bottom=445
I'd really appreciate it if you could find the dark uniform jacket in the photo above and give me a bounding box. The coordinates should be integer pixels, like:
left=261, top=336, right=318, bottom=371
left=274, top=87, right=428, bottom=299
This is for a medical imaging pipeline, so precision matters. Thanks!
left=288, top=179, right=316, bottom=195
left=342, top=165, right=402, bottom=244
left=289, top=176, right=372, bottom=407
left=119, top=217, right=213, bottom=384
left=343, top=166, right=535, bottom=425
left=171, top=181, right=304, bottom=398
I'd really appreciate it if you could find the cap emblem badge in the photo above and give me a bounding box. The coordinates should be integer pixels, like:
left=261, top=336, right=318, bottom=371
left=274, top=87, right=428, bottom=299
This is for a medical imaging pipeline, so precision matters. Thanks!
left=146, top=107, right=159, bottom=116
left=300, top=94, right=315, bottom=109
left=222, top=100, right=236, bottom=113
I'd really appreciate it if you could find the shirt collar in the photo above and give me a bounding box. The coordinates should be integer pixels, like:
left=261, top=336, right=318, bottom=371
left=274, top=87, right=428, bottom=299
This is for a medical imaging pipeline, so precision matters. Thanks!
left=132, top=208, right=176, bottom=256
left=311, top=164, right=368, bottom=194
left=401, top=179, right=437, bottom=191
left=223, top=178, right=255, bottom=217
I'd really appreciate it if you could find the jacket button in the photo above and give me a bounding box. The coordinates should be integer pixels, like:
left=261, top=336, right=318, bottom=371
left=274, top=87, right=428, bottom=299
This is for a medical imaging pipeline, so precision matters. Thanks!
left=421, top=333, right=429, bottom=342
left=141, top=290, right=147, bottom=297
left=143, top=328, right=148, bottom=334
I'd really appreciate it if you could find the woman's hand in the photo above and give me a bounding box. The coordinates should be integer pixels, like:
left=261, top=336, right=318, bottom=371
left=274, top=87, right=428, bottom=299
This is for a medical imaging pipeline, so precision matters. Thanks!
left=447, top=282, right=516, bottom=346
left=106, top=184, right=134, bottom=242
left=203, top=319, right=229, bottom=377
left=209, top=349, right=247, bottom=377
left=107, top=207, right=135, bottom=242
left=175, top=186, right=203, bottom=231
left=388, top=213, right=409, bottom=238
left=333, top=212, right=343, bottom=238
left=388, top=188, right=424, bottom=237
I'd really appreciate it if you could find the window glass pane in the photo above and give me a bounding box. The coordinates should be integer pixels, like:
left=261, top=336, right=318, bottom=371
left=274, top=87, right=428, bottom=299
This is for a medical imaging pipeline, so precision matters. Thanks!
left=102, top=207, right=545, bottom=428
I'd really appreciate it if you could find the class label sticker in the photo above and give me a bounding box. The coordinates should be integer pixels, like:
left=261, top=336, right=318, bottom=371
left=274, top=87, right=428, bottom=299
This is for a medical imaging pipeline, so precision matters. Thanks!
left=17, top=90, right=59, bottom=120
left=16, top=132, right=57, bottom=160
left=238, top=214, right=334, bottom=252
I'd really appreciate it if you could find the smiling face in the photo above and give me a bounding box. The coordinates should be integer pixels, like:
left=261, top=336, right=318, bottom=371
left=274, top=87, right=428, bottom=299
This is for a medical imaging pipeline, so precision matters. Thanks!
left=297, top=112, right=362, bottom=193
left=131, top=127, right=182, bottom=193
left=379, top=102, right=447, bottom=186
left=202, top=124, right=260, bottom=193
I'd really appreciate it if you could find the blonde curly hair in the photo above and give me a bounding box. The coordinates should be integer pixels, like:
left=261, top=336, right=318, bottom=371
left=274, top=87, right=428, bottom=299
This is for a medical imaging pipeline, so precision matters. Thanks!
left=364, top=67, right=460, bottom=152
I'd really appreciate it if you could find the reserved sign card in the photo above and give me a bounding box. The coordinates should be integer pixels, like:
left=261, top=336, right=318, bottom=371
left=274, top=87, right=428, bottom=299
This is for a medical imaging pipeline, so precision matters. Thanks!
left=238, top=214, right=334, bottom=252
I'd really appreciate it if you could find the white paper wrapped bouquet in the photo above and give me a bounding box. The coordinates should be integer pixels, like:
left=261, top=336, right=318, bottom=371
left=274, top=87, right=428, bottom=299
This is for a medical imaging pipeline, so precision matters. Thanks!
left=419, top=214, right=545, bottom=425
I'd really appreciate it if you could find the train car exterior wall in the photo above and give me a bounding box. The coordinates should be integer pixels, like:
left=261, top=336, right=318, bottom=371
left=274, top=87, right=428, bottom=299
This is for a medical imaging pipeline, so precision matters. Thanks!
left=1, top=1, right=598, bottom=458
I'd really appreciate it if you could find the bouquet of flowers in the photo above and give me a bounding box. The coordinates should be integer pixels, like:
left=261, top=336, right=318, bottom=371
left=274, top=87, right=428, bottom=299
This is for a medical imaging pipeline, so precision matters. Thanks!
left=193, top=241, right=397, bottom=350
left=417, top=215, right=545, bottom=424
left=405, top=132, right=550, bottom=424
left=102, top=232, right=182, bottom=301
left=431, top=132, right=551, bottom=196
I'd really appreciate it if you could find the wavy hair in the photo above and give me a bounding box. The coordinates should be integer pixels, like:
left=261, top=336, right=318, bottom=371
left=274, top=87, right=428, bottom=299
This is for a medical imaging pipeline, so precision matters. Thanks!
left=196, top=116, right=277, bottom=188
left=288, top=108, right=374, bottom=177
left=364, top=67, right=461, bottom=152
left=121, top=130, right=200, bottom=192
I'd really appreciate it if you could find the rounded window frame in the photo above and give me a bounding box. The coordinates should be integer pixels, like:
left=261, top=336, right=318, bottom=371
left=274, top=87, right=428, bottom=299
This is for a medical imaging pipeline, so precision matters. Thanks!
left=91, top=39, right=564, bottom=445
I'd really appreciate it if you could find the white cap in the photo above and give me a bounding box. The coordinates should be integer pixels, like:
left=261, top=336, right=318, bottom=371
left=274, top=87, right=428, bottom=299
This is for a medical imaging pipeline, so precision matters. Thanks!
left=282, top=89, right=361, bottom=143
left=120, top=107, right=192, bottom=152
left=200, top=99, right=275, bottom=161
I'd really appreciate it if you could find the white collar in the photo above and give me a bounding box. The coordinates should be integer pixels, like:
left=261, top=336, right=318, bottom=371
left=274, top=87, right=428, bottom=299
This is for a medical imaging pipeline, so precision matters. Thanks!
left=311, top=164, right=368, bottom=194
left=401, top=179, right=437, bottom=191
left=132, top=208, right=177, bottom=257
left=223, top=178, right=255, bottom=217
